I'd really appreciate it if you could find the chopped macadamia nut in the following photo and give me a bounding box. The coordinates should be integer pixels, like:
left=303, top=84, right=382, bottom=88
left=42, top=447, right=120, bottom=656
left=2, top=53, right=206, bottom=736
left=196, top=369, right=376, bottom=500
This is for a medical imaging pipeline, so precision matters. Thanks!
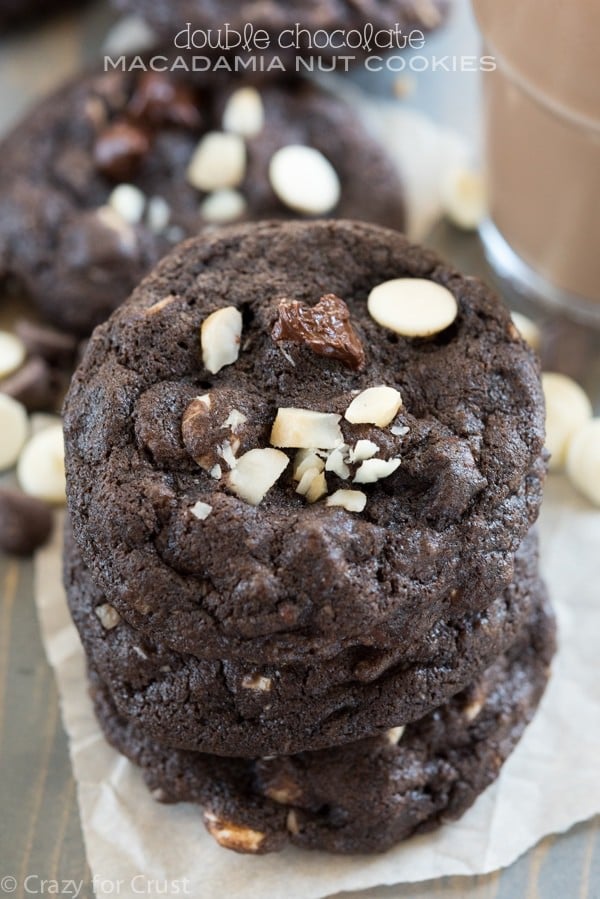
left=326, top=489, right=367, bottom=512
left=387, top=725, right=405, bottom=744
left=296, top=467, right=327, bottom=503
left=348, top=439, right=379, bottom=463
left=95, top=603, right=121, bottom=630
left=201, top=306, right=242, bottom=374
left=344, top=386, right=402, bottom=427
left=203, top=812, right=266, bottom=853
left=241, top=674, right=272, bottom=691
left=270, top=408, right=343, bottom=449
left=190, top=500, right=212, bottom=520
left=227, top=448, right=289, bottom=505
left=293, top=449, right=325, bottom=480
left=325, top=445, right=350, bottom=479
left=221, top=409, right=247, bottom=431
left=354, top=457, right=401, bottom=484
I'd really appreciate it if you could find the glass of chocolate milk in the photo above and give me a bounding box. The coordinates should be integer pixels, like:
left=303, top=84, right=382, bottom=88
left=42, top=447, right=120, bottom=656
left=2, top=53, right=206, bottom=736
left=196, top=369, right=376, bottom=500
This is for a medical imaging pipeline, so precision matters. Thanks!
left=472, top=0, right=600, bottom=324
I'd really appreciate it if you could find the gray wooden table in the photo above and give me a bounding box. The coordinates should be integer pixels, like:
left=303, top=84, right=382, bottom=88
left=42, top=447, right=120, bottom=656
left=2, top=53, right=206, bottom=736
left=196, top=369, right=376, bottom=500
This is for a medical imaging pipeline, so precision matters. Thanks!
left=0, top=4, right=599, bottom=898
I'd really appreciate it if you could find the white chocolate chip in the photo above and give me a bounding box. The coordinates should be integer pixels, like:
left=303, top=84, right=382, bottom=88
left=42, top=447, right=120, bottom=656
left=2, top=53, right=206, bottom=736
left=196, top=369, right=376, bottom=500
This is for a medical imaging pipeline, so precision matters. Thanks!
left=146, top=195, right=171, bottom=233
left=270, top=408, right=343, bottom=450
left=326, top=489, right=367, bottom=512
left=227, top=448, right=289, bottom=505
left=200, top=188, right=248, bottom=224
left=190, top=500, right=213, bottom=520
left=440, top=165, right=486, bottom=231
left=201, top=306, right=243, bottom=374
left=269, top=145, right=341, bottom=215
left=241, top=673, right=272, bottom=691
left=222, top=409, right=248, bottom=431
left=95, top=603, right=121, bottom=630
left=390, top=424, right=410, bottom=437
left=386, top=725, right=405, bottom=745
left=542, top=373, right=593, bottom=471
left=368, top=278, right=458, bottom=338
left=511, top=311, right=541, bottom=351
left=17, top=424, right=66, bottom=504
left=0, top=394, right=28, bottom=470
left=222, top=86, right=265, bottom=137
left=95, top=205, right=138, bottom=254
left=566, top=418, right=600, bottom=507
left=344, top=386, right=402, bottom=428
left=187, top=132, right=246, bottom=191
left=325, top=445, right=350, bottom=479
left=296, top=467, right=327, bottom=503
left=108, top=183, right=146, bottom=224
left=354, top=457, right=401, bottom=484
left=203, top=812, right=266, bottom=853
left=348, top=439, right=379, bottom=463
left=293, top=449, right=325, bottom=480
left=0, top=330, right=26, bottom=380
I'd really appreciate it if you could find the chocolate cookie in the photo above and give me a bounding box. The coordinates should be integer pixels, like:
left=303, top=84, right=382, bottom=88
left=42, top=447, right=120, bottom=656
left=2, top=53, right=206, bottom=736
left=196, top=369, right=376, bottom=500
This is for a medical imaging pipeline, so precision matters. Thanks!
left=0, top=70, right=404, bottom=335
left=112, top=0, right=450, bottom=61
left=90, top=593, right=556, bottom=854
left=67, top=527, right=545, bottom=756
left=64, top=221, right=546, bottom=663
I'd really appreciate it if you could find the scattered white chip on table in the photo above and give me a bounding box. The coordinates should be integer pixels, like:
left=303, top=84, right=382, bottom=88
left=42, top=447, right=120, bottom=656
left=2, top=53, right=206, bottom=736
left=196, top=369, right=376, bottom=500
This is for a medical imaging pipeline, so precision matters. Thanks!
left=542, top=372, right=593, bottom=471
left=0, top=394, right=28, bottom=470
left=0, top=330, right=26, bottom=379
left=269, top=145, right=341, bottom=215
left=17, top=424, right=66, bottom=504
left=566, top=418, right=600, bottom=507
left=440, top=165, right=486, bottom=231
left=368, top=278, right=458, bottom=337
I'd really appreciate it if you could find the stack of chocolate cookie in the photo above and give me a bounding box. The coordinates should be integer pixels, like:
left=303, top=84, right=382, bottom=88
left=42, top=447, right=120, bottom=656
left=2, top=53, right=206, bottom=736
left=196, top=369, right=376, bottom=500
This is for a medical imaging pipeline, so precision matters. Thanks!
left=63, top=220, right=555, bottom=854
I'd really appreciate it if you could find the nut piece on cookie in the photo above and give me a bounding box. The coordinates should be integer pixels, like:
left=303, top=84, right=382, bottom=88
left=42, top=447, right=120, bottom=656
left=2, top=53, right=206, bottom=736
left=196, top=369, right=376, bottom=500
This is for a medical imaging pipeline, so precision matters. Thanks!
left=241, top=673, right=272, bottom=691
left=296, top=467, right=327, bottom=503
left=368, top=278, right=458, bottom=337
left=354, top=457, right=401, bottom=484
left=95, top=603, right=121, bottom=630
left=200, top=306, right=242, bottom=374
left=203, top=812, right=266, bottom=854
left=326, top=489, right=367, bottom=512
left=345, top=386, right=402, bottom=427
left=272, top=295, right=365, bottom=370
left=227, top=448, right=289, bottom=505
left=271, top=408, right=342, bottom=449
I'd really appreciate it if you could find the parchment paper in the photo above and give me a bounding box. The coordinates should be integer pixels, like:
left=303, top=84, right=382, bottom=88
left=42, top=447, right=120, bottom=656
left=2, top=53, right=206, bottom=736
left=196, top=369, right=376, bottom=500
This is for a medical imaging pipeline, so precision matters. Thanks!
left=34, top=476, right=600, bottom=899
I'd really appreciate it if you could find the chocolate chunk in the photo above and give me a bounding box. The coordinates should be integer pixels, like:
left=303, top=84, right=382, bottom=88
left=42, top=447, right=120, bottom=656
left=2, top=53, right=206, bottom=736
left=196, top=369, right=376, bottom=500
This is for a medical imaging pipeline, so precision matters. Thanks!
left=94, top=120, right=150, bottom=181
left=0, top=356, right=64, bottom=412
left=0, top=487, right=53, bottom=556
left=128, top=72, right=202, bottom=130
left=14, top=319, right=78, bottom=368
left=272, top=294, right=365, bottom=370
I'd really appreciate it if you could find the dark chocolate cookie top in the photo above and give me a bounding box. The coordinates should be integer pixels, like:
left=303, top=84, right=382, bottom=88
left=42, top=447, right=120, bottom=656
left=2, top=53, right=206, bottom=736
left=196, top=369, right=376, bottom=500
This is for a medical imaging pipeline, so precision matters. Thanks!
left=0, top=68, right=404, bottom=335
left=64, top=220, right=546, bottom=662
left=66, top=525, right=543, bottom=756
left=90, top=592, right=556, bottom=855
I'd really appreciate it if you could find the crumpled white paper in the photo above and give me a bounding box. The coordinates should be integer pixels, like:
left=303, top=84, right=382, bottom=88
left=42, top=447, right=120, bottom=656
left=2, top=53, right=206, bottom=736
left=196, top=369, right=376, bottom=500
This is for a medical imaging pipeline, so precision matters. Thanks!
left=34, top=476, right=600, bottom=899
